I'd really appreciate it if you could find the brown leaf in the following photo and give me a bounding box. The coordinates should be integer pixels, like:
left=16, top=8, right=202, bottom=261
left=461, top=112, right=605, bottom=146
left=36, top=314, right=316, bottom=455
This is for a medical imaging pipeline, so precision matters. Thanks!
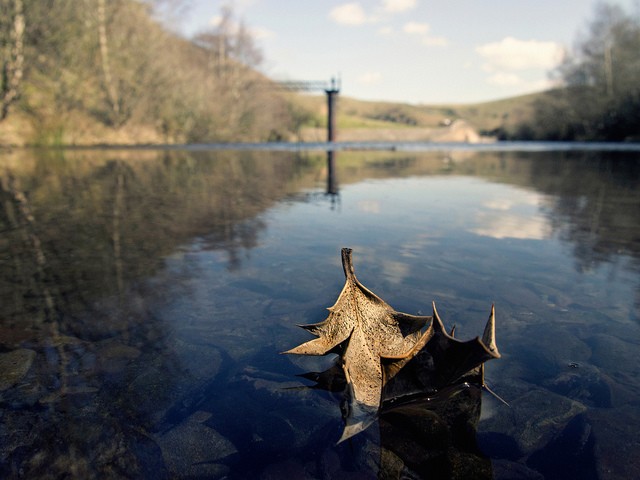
left=382, top=303, right=501, bottom=403
left=284, top=248, right=430, bottom=408
left=284, top=248, right=502, bottom=442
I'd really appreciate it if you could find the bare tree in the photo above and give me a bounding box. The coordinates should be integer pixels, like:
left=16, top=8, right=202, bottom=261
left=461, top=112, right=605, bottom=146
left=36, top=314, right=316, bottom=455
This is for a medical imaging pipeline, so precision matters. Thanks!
left=514, top=2, right=640, bottom=140
left=190, top=5, right=271, bottom=138
left=1, top=0, right=24, bottom=120
left=97, top=0, right=121, bottom=123
left=0, top=0, right=300, bottom=143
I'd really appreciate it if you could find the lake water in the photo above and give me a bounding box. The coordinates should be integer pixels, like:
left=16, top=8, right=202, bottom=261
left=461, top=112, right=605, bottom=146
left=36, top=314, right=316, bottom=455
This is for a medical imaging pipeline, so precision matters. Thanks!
left=1, top=145, right=639, bottom=479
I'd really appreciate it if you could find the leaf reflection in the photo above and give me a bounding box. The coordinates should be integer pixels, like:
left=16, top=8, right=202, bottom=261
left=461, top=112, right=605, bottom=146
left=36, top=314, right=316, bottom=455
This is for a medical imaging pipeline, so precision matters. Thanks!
left=299, top=354, right=493, bottom=479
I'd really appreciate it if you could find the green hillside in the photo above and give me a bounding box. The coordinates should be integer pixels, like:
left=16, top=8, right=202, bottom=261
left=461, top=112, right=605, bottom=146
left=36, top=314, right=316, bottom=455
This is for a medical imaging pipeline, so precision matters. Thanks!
left=442, top=92, right=543, bottom=134
left=288, top=91, right=542, bottom=142
left=290, top=92, right=539, bottom=130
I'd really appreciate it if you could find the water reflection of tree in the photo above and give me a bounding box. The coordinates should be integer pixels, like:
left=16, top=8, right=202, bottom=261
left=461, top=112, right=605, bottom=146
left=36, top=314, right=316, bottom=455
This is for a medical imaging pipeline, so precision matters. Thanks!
left=1, top=171, right=71, bottom=390
left=527, top=152, right=640, bottom=269
left=0, top=148, right=330, bottom=476
left=525, top=151, right=640, bottom=310
left=3, top=148, right=466, bottom=338
left=6, top=150, right=341, bottom=346
left=2, top=150, right=320, bottom=303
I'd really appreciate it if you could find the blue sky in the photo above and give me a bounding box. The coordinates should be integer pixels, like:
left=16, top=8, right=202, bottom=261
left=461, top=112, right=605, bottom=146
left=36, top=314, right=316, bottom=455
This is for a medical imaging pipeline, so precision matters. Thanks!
left=175, top=0, right=637, bottom=104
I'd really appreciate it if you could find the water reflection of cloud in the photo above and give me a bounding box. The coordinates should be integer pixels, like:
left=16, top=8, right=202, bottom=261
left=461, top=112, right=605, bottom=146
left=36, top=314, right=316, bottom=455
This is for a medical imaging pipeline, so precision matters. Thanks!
left=399, top=234, right=441, bottom=258
left=472, top=193, right=550, bottom=240
left=472, top=213, right=550, bottom=240
left=357, top=199, right=381, bottom=214
left=482, top=193, right=539, bottom=211
left=482, top=198, right=514, bottom=211
left=381, top=259, right=410, bottom=284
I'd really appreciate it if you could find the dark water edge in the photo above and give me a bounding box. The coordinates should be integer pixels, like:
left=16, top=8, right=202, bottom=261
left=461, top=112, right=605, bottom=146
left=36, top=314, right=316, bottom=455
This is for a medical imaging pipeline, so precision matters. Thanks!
left=57, top=139, right=640, bottom=153
left=1, top=145, right=639, bottom=479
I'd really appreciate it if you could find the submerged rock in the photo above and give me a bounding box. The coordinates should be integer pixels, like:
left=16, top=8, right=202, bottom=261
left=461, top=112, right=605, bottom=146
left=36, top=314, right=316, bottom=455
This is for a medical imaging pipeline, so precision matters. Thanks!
left=543, top=363, right=612, bottom=408
left=155, top=411, right=237, bottom=479
left=586, top=334, right=639, bottom=375
left=258, top=458, right=310, bottom=480
left=3, top=414, right=167, bottom=479
left=587, top=406, right=640, bottom=480
left=479, top=387, right=586, bottom=455
left=96, top=341, right=142, bottom=374
left=491, top=459, right=544, bottom=480
left=0, top=349, right=36, bottom=391
left=527, top=414, right=597, bottom=479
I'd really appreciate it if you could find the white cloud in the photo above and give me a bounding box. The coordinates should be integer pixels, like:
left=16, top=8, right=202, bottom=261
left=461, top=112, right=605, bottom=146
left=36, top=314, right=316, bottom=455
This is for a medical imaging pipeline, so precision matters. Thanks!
left=382, top=0, right=417, bottom=13
left=402, top=21, right=448, bottom=47
left=487, top=72, right=523, bottom=86
left=476, top=36, right=564, bottom=71
left=403, top=21, right=430, bottom=35
left=208, top=14, right=273, bottom=40
left=531, top=77, right=561, bottom=91
left=377, top=26, right=394, bottom=36
left=209, top=15, right=223, bottom=27
left=422, top=36, right=448, bottom=47
left=331, top=1, right=420, bottom=27
left=237, top=0, right=257, bottom=10
left=357, top=71, right=383, bottom=85
left=251, top=26, right=275, bottom=40
left=330, top=3, right=368, bottom=25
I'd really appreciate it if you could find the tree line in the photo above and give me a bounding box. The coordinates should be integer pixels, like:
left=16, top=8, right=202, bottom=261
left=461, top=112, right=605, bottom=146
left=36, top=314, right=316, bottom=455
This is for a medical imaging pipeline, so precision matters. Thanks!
left=496, top=2, right=640, bottom=141
left=0, top=0, right=312, bottom=144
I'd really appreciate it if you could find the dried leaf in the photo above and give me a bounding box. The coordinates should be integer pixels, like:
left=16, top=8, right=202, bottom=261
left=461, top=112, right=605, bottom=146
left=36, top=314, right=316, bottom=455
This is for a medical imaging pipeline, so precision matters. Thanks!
left=382, top=303, right=501, bottom=402
left=284, top=248, right=502, bottom=442
left=284, top=248, right=430, bottom=409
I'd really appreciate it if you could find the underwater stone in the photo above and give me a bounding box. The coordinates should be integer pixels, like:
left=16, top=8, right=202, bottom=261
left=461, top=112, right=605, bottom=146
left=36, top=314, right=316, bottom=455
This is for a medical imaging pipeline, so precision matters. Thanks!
left=491, top=459, right=544, bottom=480
left=587, top=334, right=638, bottom=374
left=155, top=411, right=237, bottom=479
left=0, top=349, right=36, bottom=391
left=481, top=387, right=586, bottom=455
left=543, top=363, right=613, bottom=408
left=587, top=406, right=640, bottom=480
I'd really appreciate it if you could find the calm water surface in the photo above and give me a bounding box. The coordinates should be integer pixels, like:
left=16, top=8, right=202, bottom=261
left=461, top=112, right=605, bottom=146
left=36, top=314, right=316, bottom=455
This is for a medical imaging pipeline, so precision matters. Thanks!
left=1, top=147, right=639, bottom=479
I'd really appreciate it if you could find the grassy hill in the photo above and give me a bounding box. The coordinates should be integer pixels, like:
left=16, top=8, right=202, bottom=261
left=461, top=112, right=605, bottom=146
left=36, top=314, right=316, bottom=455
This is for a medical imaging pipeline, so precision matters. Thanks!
left=290, top=91, right=543, bottom=142
left=1, top=87, right=543, bottom=146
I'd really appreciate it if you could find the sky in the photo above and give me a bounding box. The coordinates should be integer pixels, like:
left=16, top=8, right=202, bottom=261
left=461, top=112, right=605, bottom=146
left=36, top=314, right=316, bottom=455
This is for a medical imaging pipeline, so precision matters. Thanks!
left=174, top=0, right=638, bottom=105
